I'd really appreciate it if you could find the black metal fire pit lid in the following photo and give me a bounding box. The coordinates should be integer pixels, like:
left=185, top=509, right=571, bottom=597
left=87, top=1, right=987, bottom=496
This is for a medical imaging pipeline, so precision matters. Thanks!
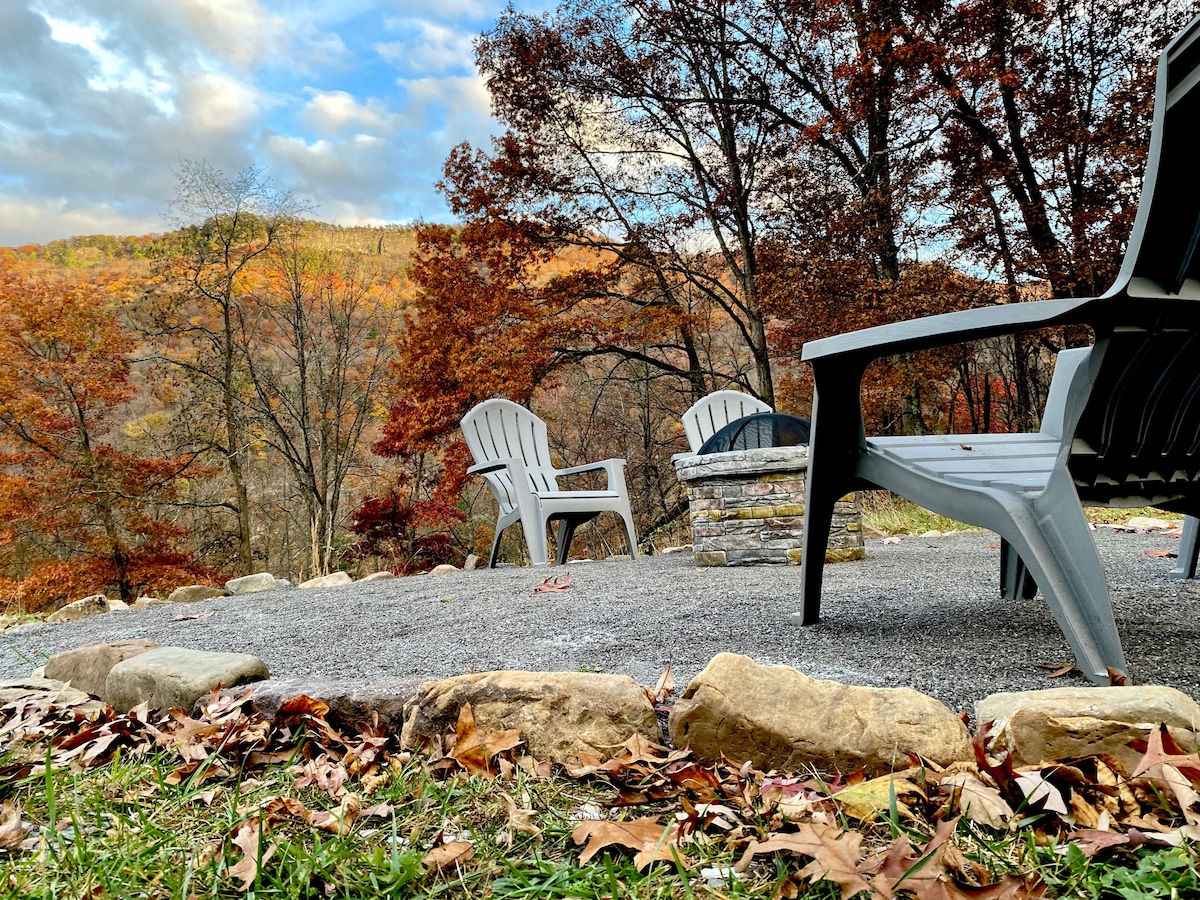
left=698, top=412, right=812, bottom=454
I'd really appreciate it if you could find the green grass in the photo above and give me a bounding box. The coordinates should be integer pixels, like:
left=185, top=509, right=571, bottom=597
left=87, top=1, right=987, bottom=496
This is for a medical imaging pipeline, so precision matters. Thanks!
left=859, top=491, right=1180, bottom=536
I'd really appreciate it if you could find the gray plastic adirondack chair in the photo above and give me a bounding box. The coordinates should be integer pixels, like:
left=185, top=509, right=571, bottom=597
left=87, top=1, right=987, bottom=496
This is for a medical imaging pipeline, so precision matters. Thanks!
left=461, top=398, right=639, bottom=567
left=1168, top=516, right=1200, bottom=579
left=797, top=14, right=1200, bottom=685
left=679, top=390, right=772, bottom=456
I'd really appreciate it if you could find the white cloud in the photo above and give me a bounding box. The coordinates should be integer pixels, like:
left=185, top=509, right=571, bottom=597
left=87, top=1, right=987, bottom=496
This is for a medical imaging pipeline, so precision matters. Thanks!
left=303, top=90, right=401, bottom=134
left=0, top=196, right=161, bottom=246
left=177, top=72, right=263, bottom=132
left=376, top=19, right=476, bottom=75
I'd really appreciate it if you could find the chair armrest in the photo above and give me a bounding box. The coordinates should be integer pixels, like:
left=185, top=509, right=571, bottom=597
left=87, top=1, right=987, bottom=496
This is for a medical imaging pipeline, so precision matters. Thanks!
left=556, top=458, right=626, bottom=486
left=468, top=457, right=526, bottom=478
left=801, top=298, right=1093, bottom=365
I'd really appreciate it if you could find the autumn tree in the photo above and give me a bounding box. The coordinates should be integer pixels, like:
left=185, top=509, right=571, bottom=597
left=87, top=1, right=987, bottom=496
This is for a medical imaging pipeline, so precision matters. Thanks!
left=236, top=239, right=399, bottom=577
left=155, top=160, right=307, bottom=573
left=0, top=264, right=212, bottom=608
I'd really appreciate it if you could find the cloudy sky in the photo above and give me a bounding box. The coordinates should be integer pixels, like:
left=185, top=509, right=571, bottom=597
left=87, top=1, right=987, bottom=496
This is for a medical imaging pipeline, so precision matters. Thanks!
left=0, top=0, right=548, bottom=246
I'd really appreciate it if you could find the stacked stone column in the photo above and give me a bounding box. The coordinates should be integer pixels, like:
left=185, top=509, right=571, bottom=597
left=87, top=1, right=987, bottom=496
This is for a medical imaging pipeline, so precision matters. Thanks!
left=675, top=447, right=865, bottom=567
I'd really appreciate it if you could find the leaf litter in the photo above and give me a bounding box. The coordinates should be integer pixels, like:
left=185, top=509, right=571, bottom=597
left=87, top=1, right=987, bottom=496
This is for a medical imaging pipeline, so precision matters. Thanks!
left=2, top=682, right=1199, bottom=896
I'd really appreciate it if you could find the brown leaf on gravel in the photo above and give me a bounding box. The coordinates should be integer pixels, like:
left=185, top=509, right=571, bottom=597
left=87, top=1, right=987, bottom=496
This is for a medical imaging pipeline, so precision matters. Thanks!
left=171, top=609, right=215, bottom=621
left=572, top=816, right=684, bottom=870
left=533, top=573, right=571, bottom=593
left=422, top=840, right=474, bottom=870
left=1144, top=549, right=1176, bottom=558
left=652, top=665, right=674, bottom=703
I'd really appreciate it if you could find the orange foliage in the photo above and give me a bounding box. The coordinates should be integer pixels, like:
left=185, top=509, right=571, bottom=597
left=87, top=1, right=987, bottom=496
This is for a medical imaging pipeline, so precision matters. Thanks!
left=0, top=265, right=213, bottom=607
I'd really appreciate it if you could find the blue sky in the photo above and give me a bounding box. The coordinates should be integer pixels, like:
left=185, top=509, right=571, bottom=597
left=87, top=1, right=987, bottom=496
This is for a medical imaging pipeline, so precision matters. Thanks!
left=0, top=0, right=549, bottom=246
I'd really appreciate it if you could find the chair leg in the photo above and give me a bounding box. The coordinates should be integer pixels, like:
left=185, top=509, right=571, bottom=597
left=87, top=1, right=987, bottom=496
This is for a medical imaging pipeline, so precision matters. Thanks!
left=526, top=518, right=550, bottom=566
left=1168, top=516, right=1200, bottom=579
left=1003, top=469, right=1127, bottom=684
left=796, top=381, right=858, bottom=626
left=487, top=526, right=504, bottom=568
left=620, top=507, right=639, bottom=560
left=556, top=517, right=580, bottom=565
left=999, top=539, right=1038, bottom=600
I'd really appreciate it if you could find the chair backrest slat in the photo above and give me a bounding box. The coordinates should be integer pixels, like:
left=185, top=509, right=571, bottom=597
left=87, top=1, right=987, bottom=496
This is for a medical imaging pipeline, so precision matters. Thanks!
left=682, top=390, right=772, bottom=452
left=462, top=399, right=560, bottom=512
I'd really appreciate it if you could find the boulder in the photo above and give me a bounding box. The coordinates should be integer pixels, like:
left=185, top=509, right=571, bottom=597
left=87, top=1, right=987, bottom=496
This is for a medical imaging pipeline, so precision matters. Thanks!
left=670, top=653, right=971, bottom=775
left=463, top=554, right=482, bottom=571
left=47, top=594, right=128, bottom=624
left=166, top=585, right=228, bottom=604
left=208, top=676, right=421, bottom=733
left=0, top=676, right=98, bottom=710
left=401, top=670, right=662, bottom=763
left=105, top=647, right=269, bottom=713
left=224, top=573, right=279, bottom=595
left=977, top=686, right=1200, bottom=772
left=429, top=564, right=460, bottom=575
left=358, top=571, right=396, bottom=582
left=298, top=572, right=353, bottom=589
left=1124, top=516, right=1182, bottom=531
left=44, top=639, right=162, bottom=700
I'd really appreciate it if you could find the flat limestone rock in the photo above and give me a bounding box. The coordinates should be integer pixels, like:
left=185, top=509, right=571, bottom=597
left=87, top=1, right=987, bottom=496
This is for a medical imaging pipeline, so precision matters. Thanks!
left=209, top=676, right=421, bottom=734
left=977, top=686, right=1200, bottom=771
left=44, top=639, right=162, bottom=700
left=106, top=647, right=269, bottom=713
left=401, top=670, right=662, bottom=763
left=166, top=585, right=228, bottom=604
left=225, top=573, right=279, bottom=595
left=299, top=572, right=354, bottom=589
left=669, top=653, right=971, bottom=775
left=47, top=594, right=128, bottom=624
left=358, top=571, right=396, bottom=582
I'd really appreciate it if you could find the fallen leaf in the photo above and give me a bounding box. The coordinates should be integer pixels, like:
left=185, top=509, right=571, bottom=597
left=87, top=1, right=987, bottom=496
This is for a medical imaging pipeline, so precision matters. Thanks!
left=572, top=816, right=683, bottom=871
left=448, top=703, right=523, bottom=778
left=276, top=695, right=331, bottom=720
left=1014, top=772, right=1069, bottom=815
left=171, top=609, right=215, bottom=621
left=735, top=824, right=873, bottom=899
left=1033, top=662, right=1080, bottom=678
left=0, top=801, right=32, bottom=851
left=227, top=818, right=277, bottom=892
left=941, top=773, right=1014, bottom=828
left=533, top=573, right=571, bottom=593
left=1065, top=829, right=1130, bottom=858
left=652, top=665, right=674, bottom=703
left=829, top=772, right=923, bottom=821
left=422, top=840, right=474, bottom=870
left=882, top=536, right=901, bottom=544
left=499, top=792, right=542, bottom=847
left=1144, top=549, right=1177, bottom=558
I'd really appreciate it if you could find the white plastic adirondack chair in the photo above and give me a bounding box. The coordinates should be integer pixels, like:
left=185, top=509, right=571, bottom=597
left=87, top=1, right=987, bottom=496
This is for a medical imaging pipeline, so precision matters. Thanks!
left=461, top=398, right=639, bottom=567
left=680, top=390, right=772, bottom=454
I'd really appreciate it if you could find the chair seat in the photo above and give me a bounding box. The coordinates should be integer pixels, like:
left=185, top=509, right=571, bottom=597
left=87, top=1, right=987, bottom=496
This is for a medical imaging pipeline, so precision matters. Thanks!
left=868, top=434, right=1059, bottom=492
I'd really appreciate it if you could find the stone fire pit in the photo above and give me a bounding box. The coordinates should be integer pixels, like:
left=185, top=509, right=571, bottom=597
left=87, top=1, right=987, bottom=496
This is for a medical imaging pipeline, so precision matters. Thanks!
left=674, top=446, right=865, bottom=567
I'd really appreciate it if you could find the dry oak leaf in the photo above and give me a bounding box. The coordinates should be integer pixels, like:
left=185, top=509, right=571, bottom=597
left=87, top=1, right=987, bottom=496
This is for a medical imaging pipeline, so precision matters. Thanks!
left=572, top=816, right=686, bottom=871
left=940, top=773, right=1014, bottom=828
left=1013, top=772, right=1069, bottom=815
left=227, top=817, right=278, bottom=892
left=0, top=801, right=33, bottom=852
left=449, top=702, right=523, bottom=778
left=869, top=818, right=1038, bottom=900
left=422, top=840, right=475, bottom=871
left=499, top=791, right=542, bottom=847
left=735, top=824, right=873, bottom=900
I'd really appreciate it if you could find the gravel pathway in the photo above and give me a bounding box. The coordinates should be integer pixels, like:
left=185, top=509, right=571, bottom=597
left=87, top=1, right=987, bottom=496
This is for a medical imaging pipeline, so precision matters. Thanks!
left=3, top=529, right=1198, bottom=714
